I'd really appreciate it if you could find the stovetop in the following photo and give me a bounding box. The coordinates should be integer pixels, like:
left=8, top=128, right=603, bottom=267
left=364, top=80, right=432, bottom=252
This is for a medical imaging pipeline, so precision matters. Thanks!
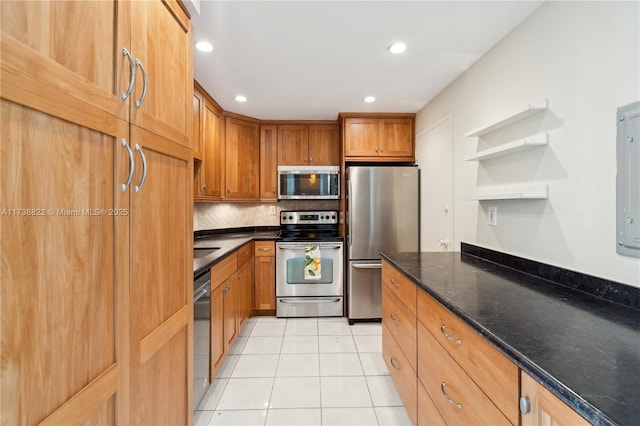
left=278, top=210, right=341, bottom=242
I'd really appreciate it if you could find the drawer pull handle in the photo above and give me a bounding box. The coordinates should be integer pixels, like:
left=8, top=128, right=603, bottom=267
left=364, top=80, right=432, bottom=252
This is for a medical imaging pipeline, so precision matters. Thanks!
left=389, top=357, right=401, bottom=371
left=390, top=278, right=400, bottom=288
left=390, top=312, right=400, bottom=324
left=440, top=382, right=462, bottom=410
left=520, top=396, right=532, bottom=415
left=440, top=325, right=462, bottom=345
left=259, top=248, right=271, bottom=251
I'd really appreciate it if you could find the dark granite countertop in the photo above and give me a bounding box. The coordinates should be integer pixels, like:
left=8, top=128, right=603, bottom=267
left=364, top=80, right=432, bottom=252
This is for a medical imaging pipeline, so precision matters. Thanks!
left=193, top=227, right=279, bottom=274
left=381, top=250, right=640, bottom=426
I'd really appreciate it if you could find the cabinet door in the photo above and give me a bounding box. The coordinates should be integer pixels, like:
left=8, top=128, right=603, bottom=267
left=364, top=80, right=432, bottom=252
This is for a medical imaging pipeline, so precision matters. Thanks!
left=380, top=118, right=414, bottom=158
left=1, top=0, right=130, bottom=122
left=255, top=256, right=276, bottom=310
left=210, top=283, right=225, bottom=379
left=1, top=100, right=129, bottom=426
left=260, top=125, right=278, bottom=199
left=203, top=103, right=222, bottom=198
left=344, top=118, right=379, bottom=156
left=193, top=88, right=204, bottom=159
left=129, top=0, right=192, bottom=148
left=224, top=274, right=238, bottom=351
left=308, top=124, right=339, bottom=165
left=129, top=126, right=192, bottom=426
left=225, top=117, right=260, bottom=198
left=278, top=124, right=309, bottom=165
left=237, top=260, right=254, bottom=330
left=521, top=372, right=589, bottom=426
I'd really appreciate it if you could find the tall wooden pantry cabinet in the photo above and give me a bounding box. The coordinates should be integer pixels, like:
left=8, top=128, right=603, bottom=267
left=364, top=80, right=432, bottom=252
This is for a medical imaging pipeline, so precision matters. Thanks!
left=0, top=1, right=193, bottom=425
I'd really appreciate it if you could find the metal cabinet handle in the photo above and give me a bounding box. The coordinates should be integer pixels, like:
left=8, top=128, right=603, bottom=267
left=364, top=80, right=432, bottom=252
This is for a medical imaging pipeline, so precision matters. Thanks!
left=134, top=58, right=148, bottom=108
left=121, top=139, right=135, bottom=192
left=227, top=188, right=231, bottom=194
left=224, top=286, right=230, bottom=294
left=390, top=312, right=400, bottom=325
left=380, top=147, right=384, bottom=153
left=259, top=248, right=272, bottom=251
left=389, top=357, right=400, bottom=371
left=134, top=144, right=147, bottom=193
left=440, top=325, right=462, bottom=345
left=309, top=158, right=313, bottom=162
left=441, top=382, right=462, bottom=410
left=238, top=274, right=241, bottom=279
left=352, top=263, right=382, bottom=269
left=375, top=147, right=379, bottom=153
left=390, top=278, right=400, bottom=289
left=243, top=252, right=249, bottom=257
left=194, top=287, right=208, bottom=302
left=121, top=48, right=136, bottom=101
left=203, top=184, right=207, bottom=190
left=519, top=396, right=532, bottom=415
left=279, top=298, right=341, bottom=304
left=304, top=157, right=308, bottom=162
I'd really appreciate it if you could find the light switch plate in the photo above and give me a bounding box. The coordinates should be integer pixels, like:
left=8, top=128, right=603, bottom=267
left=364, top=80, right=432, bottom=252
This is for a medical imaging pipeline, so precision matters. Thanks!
left=488, top=206, right=497, bottom=226
left=269, top=205, right=277, bottom=215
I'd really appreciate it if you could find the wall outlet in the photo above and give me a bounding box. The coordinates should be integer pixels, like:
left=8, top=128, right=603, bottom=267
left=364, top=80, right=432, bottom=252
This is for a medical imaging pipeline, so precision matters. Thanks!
left=269, top=205, right=277, bottom=216
left=488, top=206, right=497, bottom=226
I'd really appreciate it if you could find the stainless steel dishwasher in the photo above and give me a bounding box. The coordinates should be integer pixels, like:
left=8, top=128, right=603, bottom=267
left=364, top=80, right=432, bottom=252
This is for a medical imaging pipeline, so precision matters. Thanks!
left=193, top=269, right=211, bottom=411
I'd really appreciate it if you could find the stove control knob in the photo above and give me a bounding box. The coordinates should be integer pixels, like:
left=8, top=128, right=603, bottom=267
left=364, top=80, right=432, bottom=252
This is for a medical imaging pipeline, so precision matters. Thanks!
left=320, top=216, right=325, bottom=220
left=288, top=216, right=293, bottom=220
left=331, top=215, right=336, bottom=220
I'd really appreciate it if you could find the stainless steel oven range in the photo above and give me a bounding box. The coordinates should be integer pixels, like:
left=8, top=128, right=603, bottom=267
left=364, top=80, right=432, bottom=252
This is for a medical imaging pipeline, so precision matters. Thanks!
left=276, top=210, right=344, bottom=317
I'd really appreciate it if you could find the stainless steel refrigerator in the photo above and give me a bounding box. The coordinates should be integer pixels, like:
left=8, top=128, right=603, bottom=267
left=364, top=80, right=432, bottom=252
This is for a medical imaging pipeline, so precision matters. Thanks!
left=346, top=166, right=420, bottom=324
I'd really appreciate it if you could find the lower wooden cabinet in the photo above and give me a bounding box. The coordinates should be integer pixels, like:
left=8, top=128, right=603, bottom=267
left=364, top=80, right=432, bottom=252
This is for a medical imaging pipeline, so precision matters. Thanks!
left=520, top=372, right=590, bottom=426
left=254, top=241, right=276, bottom=311
left=223, top=273, right=238, bottom=351
left=417, top=321, right=512, bottom=426
left=237, top=251, right=254, bottom=330
left=382, top=323, right=418, bottom=425
left=418, top=379, right=447, bottom=426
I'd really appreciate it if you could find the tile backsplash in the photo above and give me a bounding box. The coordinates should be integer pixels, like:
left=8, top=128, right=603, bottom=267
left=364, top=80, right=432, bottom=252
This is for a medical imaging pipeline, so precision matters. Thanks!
left=194, top=200, right=339, bottom=231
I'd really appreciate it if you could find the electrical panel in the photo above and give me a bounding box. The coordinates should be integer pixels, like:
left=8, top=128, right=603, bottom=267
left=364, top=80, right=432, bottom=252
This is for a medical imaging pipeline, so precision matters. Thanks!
left=617, top=101, right=640, bottom=258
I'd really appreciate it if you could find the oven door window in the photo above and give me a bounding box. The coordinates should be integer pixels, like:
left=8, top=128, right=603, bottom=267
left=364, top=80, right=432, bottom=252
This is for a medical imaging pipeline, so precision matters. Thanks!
left=286, top=257, right=334, bottom=284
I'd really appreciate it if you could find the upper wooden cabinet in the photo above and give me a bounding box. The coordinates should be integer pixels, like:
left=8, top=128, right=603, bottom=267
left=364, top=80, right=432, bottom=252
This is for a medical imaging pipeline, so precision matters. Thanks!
left=260, top=125, right=278, bottom=200
left=225, top=116, right=260, bottom=199
left=341, top=114, right=415, bottom=161
left=129, top=0, right=191, bottom=148
left=278, top=123, right=339, bottom=166
left=194, top=81, right=223, bottom=200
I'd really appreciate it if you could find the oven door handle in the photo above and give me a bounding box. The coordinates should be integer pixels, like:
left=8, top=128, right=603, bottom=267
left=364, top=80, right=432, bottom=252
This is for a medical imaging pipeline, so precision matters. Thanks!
left=278, top=245, right=342, bottom=250
left=279, top=298, right=342, bottom=304
left=193, top=287, right=208, bottom=302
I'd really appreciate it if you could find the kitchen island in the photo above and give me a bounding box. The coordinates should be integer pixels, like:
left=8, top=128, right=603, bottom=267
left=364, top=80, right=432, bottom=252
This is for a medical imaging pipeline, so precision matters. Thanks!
left=381, top=245, right=640, bottom=426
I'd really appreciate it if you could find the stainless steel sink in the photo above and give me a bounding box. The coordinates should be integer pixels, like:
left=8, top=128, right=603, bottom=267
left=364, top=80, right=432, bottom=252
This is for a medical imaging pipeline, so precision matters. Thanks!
left=193, top=247, right=221, bottom=258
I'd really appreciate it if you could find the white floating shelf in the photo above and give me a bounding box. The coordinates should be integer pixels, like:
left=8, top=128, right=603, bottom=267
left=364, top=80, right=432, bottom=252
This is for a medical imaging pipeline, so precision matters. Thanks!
left=465, top=104, right=548, bottom=137
left=464, top=184, right=548, bottom=201
left=465, top=134, right=548, bottom=161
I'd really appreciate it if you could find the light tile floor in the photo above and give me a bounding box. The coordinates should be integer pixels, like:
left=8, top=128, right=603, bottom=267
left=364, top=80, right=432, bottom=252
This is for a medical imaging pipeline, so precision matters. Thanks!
left=194, top=316, right=412, bottom=426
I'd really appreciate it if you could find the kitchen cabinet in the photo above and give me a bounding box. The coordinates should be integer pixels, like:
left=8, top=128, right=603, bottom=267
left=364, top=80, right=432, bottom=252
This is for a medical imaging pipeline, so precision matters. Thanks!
left=278, top=123, right=339, bottom=166
left=236, top=242, right=254, bottom=330
left=209, top=253, right=238, bottom=376
left=224, top=116, right=260, bottom=199
left=260, top=125, right=278, bottom=200
left=341, top=114, right=415, bottom=161
left=254, top=241, right=276, bottom=312
left=382, top=260, right=519, bottom=426
left=223, top=274, right=238, bottom=351
left=520, top=372, right=590, bottom=426
left=0, top=1, right=192, bottom=424
left=381, top=262, right=418, bottom=425
left=194, top=81, right=223, bottom=200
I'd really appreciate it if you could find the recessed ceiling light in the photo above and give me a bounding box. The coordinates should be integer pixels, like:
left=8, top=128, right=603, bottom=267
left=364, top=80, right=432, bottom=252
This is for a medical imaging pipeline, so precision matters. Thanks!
left=195, top=41, right=213, bottom=52
left=388, top=42, right=407, bottom=54
left=364, top=96, right=376, bottom=103
left=234, top=95, right=247, bottom=103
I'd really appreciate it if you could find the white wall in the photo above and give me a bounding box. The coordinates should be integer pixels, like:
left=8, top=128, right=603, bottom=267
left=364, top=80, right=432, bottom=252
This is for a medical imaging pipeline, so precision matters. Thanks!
left=416, top=1, right=640, bottom=286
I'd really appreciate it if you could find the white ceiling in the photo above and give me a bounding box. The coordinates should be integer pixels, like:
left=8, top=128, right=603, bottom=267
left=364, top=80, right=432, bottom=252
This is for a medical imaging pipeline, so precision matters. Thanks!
left=190, top=1, right=543, bottom=120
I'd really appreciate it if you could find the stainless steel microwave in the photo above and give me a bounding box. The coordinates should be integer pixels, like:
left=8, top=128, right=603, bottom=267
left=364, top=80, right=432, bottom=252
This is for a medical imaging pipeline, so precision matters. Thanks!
left=277, top=166, right=340, bottom=200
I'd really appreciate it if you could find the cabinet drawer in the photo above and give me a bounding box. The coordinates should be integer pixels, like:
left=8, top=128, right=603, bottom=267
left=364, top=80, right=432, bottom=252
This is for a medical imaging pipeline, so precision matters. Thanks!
left=237, top=242, right=253, bottom=266
left=210, top=253, right=238, bottom=289
left=418, top=322, right=512, bottom=426
left=382, top=284, right=417, bottom=371
left=417, top=290, right=518, bottom=424
left=382, top=260, right=416, bottom=316
left=382, top=323, right=417, bottom=426
left=254, top=241, right=275, bottom=257
left=418, top=378, right=446, bottom=426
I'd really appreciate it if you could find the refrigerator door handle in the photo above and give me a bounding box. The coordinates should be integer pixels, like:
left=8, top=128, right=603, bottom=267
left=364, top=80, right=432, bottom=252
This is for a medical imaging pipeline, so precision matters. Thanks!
left=347, top=178, right=352, bottom=247
left=351, top=263, right=382, bottom=269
